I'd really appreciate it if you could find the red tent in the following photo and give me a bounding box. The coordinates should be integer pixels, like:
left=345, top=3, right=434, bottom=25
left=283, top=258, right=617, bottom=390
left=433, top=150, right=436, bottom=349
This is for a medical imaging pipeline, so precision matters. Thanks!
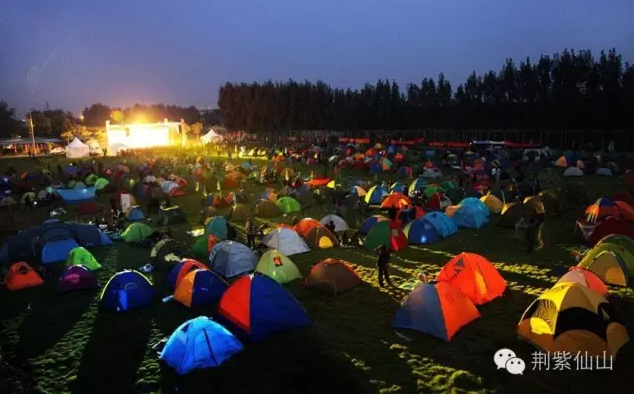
left=587, top=216, right=634, bottom=246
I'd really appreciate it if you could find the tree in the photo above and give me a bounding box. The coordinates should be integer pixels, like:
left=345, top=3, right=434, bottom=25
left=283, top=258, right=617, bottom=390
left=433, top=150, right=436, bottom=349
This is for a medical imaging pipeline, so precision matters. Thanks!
left=0, top=101, right=21, bottom=138
left=82, top=103, right=111, bottom=127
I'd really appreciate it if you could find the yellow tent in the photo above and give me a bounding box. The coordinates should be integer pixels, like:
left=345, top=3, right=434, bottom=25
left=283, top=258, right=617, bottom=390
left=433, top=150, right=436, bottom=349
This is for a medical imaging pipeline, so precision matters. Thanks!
left=480, top=194, right=503, bottom=214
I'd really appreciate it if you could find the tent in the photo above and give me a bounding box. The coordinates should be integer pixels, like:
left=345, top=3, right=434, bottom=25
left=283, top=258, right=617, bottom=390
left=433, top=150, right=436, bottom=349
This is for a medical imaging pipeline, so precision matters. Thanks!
left=517, top=282, right=628, bottom=357
left=66, top=247, right=101, bottom=270
left=174, top=269, right=229, bottom=308
left=304, top=226, right=339, bottom=249
left=100, top=270, right=154, bottom=312
left=408, top=178, right=427, bottom=194
left=320, top=214, right=348, bottom=232
left=65, top=137, right=90, bottom=158
left=254, top=200, right=281, bottom=217
left=151, top=239, right=185, bottom=268
left=294, top=218, right=323, bottom=237
left=585, top=198, right=619, bottom=224
left=168, top=259, right=208, bottom=289
left=305, top=259, right=362, bottom=296
left=596, top=168, right=613, bottom=176
left=392, top=282, right=480, bottom=341
left=577, top=250, right=629, bottom=286
left=113, top=191, right=137, bottom=212
left=126, top=206, right=146, bottom=221
left=597, top=234, right=634, bottom=255
left=364, top=220, right=408, bottom=251
left=122, top=222, right=153, bottom=243
left=480, top=194, right=504, bottom=214
left=612, top=191, right=634, bottom=208
left=422, top=212, right=457, bottom=238
left=424, top=192, right=451, bottom=211
left=0, top=221, right=112, bottom=264
left=587, top=217, right=634, bottom=246
left=4, top=262, right=44, bottom=291
left=40, top=238, right=80, bottom=265
left=56, top=187, right=97, bottom=204
left=201, top=128, right=223, bottom=144
left=205, top=217, right=228, bottom=240
left=422, top=168, right=443, bottom=179
left=76, top=201, right=101, bottom=215
left=94, top=178, right=110, bottom=190
left=364, top=186, right=388, bottom=205
left=436, top=253, right=506, bottom=305
left=255, top=250, right=302, bottom=284
left=359, top=215, right=388, bottom=235
left=403, top=219, right=440, bottom=244
left=157, top=206, right=188, bottom=226
left=217, top=274, right=311, bottom=342
left=275, top=196, right=301, bottom=213
left=209, top=241, right=257, bottom=278
left=380, top=193, right=412, bottom=209
left=563, top=167, right=583, bottom=177
left=57, top=265, right=99, bottom=293
left=263, top=228, right=310, bottom=256
left=556, top=267, right=608, bottom=297
left=452, top=204, right=489, bottom=229
left=160, top=316, right=242, bottom=375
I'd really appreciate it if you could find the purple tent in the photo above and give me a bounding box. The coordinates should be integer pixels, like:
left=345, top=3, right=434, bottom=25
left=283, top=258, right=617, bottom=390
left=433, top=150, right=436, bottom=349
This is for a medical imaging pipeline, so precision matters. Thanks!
left=57, top=265, right=99, bottom=293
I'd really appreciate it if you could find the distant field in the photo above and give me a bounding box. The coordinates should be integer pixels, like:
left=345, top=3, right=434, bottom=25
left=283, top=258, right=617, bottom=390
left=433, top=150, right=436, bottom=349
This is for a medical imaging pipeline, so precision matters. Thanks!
left=0, top=155, right=632, bottom=394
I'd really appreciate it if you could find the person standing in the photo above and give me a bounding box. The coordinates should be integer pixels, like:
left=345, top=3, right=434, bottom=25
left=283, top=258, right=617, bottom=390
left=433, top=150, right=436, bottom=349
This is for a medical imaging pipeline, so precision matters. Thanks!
left=245, top=217, right=256, bottom=248
left=375, top=244, right=393, bottom=287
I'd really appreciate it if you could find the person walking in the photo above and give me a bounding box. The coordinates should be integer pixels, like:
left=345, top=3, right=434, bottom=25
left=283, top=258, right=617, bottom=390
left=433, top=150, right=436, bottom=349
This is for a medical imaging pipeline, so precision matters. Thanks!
left=375, top=244, right=393, bottom=287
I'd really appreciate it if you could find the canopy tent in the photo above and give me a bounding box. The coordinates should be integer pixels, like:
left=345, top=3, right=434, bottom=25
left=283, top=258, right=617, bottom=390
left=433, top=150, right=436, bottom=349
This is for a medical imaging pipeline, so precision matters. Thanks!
left=201, top=129, right=223, bottom=144
left=65, top=138, right=90, bottom=158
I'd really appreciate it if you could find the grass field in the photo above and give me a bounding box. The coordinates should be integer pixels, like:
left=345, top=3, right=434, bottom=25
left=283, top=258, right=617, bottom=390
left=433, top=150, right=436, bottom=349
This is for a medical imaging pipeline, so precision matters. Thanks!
left=1, top=155, right=633, bottom=394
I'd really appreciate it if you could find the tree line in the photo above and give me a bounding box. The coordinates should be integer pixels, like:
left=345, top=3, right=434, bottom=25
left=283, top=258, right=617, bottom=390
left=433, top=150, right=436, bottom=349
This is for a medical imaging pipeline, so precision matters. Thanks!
left=218, top=49, right=634, bottom=132
left=0, top=102, right=223, bottom=139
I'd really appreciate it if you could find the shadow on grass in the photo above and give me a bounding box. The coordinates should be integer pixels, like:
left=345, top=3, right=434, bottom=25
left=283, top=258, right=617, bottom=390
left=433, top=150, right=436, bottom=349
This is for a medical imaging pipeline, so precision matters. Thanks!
left=71, top=309, right=152, bottom=394
left=15, top=287, right=95, bottom=361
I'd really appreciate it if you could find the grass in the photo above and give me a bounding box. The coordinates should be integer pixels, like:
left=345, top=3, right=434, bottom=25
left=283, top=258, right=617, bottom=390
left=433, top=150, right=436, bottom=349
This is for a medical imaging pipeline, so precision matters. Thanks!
left=1, top=155, right=633, bottom=394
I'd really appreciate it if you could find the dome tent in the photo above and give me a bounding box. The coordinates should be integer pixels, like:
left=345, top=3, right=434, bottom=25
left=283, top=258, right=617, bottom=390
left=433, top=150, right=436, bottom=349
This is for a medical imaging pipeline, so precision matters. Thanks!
left=174, top=269, right=229, bottom=308
left=160, top=316, right=243, bottom=375
left=209, top=241, right=258, bottom=278
left=100, top=270, right=154, bottom=312
left=263, top=228, right=310, bottom=256
left=305, top=259, right=362, bottom=296
left=255, top=250, right=302, bottom=284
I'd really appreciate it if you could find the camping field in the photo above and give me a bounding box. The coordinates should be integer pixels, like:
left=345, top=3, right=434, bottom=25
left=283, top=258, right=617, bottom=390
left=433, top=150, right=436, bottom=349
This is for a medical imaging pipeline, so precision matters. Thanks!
left=1, top=155, right=633, bottom=394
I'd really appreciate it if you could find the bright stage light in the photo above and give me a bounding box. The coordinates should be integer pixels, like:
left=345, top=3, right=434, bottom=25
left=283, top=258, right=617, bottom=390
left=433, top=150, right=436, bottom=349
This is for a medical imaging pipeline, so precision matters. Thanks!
left=106, top=121, right=178, bottom=155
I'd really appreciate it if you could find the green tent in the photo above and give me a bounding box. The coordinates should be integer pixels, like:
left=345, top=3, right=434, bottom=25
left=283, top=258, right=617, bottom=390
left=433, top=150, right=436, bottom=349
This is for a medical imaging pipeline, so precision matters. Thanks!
left=85, top=174, right=98, bottom=186
left=441, top=180, right=458, bottom=190
left=424, top=186, right=444, bottom=197
left=363, top=221, right=407, bottom=251
left=67, top=180, right=76, bottom=188
left=597, top=234, right=634, bottom=257
left=191, top=236, right=209, bottom=259
left=121, top=222, right=154, bottom=242
left=276, top=197, right=301, bottom=213
left=94, top=178, right=110, bottom=190
left=579, top=242, right=634, bottom=276
left=445, top=187, right=465, bottom=206
left=205, top=216, right=228, bottom=239
left=255, top=250, right=302, bottom=284
left=66, top=247, right=101, bottom=270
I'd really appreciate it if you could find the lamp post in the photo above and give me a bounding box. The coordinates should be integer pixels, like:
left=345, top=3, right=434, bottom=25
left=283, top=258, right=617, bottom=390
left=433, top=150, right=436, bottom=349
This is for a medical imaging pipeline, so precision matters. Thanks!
left=28, top=112, right=36, bottom=155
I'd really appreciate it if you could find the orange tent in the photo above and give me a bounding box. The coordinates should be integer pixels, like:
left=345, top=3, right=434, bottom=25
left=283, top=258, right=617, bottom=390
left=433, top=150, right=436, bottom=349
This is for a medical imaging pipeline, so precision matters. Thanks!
left=4, top=262, right=44, bottom=291
left=294, top=218, right=323, bottom=237
left=307, top=178, right=331, bottom=187
left=436, top=252, right=507, bottom=305
left=170, top=259, right=208, bottom=289
left=380, top=193, right=411, bottom=209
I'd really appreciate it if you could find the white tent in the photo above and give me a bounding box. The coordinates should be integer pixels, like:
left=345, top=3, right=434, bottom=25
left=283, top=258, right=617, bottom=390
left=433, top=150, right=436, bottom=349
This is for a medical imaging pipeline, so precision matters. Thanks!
left=263, top=228, right=310, bottom=256
left=563, top=167, right=583, bottom=177
left=65, top=138, right=90, bottom=158
left=201, top=129, right=223, bottom=144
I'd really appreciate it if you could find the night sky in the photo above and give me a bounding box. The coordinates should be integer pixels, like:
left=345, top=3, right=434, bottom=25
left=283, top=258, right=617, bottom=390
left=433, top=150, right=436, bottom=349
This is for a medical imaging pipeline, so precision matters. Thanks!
left=2, top=0, right=633, bottom=116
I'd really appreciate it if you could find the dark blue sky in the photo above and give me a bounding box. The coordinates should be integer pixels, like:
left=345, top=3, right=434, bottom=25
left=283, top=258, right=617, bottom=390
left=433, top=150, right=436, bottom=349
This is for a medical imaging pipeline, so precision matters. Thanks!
left=2, top=0, right=633, bottom=116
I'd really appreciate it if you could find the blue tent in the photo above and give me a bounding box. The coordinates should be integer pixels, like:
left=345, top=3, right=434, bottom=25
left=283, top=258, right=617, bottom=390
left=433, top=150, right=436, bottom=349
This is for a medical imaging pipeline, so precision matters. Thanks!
left=403, top=219, right=440, bottom=244
left=160, top=316, right=243, bottom=375
left=459, top=197, right=490, bottom=216
left=209, top=241, right=257, bottom=278
left=390, top=181, right=406, bottom=194
left=217, top=274, right=311, bottom=342
left=100, top=270, right=154, bottom=312
left=365, top=186, right=387, bottom=205
left=408, top=178, right=427, bottom=194
left=126, top=207, right=145, bottom=221
left=174, top=269, right=229, bottom=308
left=452, top=204, right=489, bottom=229
left=359, top=215, right=387, bottom=235
left=41, top=238, right=80, bottom=264
left=422, top=212, right=457, bottom=238
left=56, top=187, right=96, bottom=204
left=1, top=221, right=112, bottom=264
left=396, top=166, right=411, bottom=178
